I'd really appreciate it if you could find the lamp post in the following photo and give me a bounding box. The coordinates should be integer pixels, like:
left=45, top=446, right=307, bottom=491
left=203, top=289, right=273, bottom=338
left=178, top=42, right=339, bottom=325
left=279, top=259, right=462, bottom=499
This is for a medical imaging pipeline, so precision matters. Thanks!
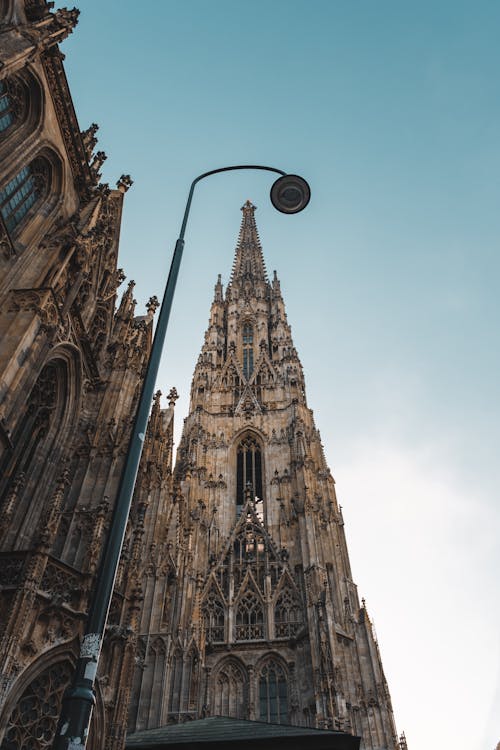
left=53, top=165, right=310, bottom=749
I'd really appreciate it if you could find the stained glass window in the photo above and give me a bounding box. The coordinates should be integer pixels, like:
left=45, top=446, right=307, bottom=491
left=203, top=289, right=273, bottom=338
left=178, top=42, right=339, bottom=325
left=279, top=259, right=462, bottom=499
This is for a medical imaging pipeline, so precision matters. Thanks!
left=0, top=80, right=14, bottom=132
left=0, top=166, right=36, bottom=231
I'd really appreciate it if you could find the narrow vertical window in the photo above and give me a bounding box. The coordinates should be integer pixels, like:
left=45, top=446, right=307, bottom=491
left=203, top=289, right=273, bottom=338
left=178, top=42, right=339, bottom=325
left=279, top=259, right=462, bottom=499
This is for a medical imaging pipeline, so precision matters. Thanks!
left=0, top=158, right=49, bottom=233
left=259, top=661, right=288, bottom=724
left=202, top=590, right=225, bottom=643
left=242, top=323, right=254, bottom=379
left=236, top=434, right=263, bottom=511
left=0, top=80, right=14, bottom=132
left=213, top=662, right=248, bottom=719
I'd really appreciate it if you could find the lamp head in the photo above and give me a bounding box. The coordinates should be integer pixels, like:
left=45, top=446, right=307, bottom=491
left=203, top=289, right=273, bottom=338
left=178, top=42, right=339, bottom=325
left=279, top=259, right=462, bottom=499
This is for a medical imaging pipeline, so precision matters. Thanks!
left=270, top=174, right=311, bottom=214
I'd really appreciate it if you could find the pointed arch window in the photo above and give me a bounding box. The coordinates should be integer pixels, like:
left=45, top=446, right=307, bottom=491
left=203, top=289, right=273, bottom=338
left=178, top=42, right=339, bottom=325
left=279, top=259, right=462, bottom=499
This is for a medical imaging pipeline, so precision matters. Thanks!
left=213, top=661, right=248, bottom=719
left=242, top=323, right=254, bottom=379
left=0, top=157, right=49, bottom=233
left=202, top=590, right=225, bottom=643
left=236, top=434, right=263, bottom=512
left=0, top=661, right=72, bottom=749
left=0, top=80, right=15, bottom=132
left=168, top=650, right=183, bottom=714
left=235, top=589, right=264, bottom=641
left=259, top=661, right=288, bottom=725
left=274, top=587, right=303, bottom=638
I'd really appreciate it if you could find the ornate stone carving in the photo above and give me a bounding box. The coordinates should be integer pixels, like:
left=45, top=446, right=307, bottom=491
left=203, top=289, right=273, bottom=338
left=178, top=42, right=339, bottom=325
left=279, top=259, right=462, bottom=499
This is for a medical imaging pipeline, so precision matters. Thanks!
left=0, top=215, right=15, bottom=259
left=0, top=553, right=26, bottom=587
left=8, top=287, right=60, bottom=332
left=0, top=661, right=72, bottom=750
left=116, top=174, right=133, bottom=193
left=40, top=560, right=82, bottom=608
left=41, top=47, right=93, bottom=196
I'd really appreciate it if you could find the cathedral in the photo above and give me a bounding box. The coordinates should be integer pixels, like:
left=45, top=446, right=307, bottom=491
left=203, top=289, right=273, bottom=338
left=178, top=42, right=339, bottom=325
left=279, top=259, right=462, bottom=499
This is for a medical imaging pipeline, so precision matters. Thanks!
left=0, top=4, right=405, bottom=750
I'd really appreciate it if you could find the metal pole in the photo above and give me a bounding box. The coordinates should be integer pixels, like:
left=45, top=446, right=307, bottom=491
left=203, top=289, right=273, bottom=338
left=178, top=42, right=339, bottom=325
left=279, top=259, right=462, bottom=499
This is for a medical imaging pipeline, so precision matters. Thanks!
left=53, top=165, right=287, bottom=748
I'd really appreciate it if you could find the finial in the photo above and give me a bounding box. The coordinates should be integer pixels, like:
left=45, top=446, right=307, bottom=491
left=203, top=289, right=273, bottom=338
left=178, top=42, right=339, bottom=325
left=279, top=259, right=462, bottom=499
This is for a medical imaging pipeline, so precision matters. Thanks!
left=167, top=387, right=179, bottom=406
left=91, top=150, right=107, bottom=173
left=241, top=199, right=256, bottom=212
left=116, top=174, right=134, bottom=193
left=146, top=295, right=159, bottom=316
left=84, top=123, right=99, bottom=138
left=81, top=123, right=99, bottom=155
left=153, top=390, right=162, bottom=407
left=54, top=7, right=80, bottom=33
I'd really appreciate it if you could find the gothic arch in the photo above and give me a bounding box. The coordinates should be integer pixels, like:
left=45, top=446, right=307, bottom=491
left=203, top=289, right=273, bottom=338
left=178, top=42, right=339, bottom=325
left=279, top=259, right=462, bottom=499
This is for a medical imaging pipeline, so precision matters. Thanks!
left=167, top=647, right=183, bottom=715
left=202, top=579, right=226, bottom=644
left=255, top=655, right=290, bottom=725
left=211, top=657, right=248, bottom=720
left=0, top=644, right=105, bottom=749
left=273, top=572, right=304, bottom=639
left=234, top=576, right=265, bottom=641
left=89, top=302, right=111, bottom=356
left=185, top=642, right=201, bottom=712
left=0, top=344, right=82, bottom=546
left=232, top=429, right=265, bottom=514
left=0, top=67, right=43, bottom=146
left=0, top=146, right=63, bottom=247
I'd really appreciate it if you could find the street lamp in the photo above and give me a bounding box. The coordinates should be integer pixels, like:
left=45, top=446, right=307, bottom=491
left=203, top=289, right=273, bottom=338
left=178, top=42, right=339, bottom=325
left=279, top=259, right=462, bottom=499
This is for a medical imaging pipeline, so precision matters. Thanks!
left=53, top=165, right=310, bottom=749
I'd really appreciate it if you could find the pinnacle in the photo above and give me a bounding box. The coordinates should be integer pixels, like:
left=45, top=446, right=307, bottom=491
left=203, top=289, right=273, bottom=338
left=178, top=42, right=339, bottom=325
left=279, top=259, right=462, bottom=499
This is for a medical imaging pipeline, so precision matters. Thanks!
left=241, top=199, right=256, bottom=212
left=229, top=201, right=268, bottom=287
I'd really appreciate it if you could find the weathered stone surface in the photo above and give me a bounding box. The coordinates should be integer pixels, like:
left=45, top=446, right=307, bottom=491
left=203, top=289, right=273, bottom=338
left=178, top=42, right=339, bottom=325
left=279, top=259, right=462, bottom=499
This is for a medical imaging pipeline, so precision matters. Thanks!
left=126, top=202, right=400, bottom=750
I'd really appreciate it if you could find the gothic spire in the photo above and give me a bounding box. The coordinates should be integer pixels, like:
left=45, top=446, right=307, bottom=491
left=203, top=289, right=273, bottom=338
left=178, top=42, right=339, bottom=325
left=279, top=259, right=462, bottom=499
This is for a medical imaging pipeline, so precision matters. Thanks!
left=228, top=200, right=268, bottom=287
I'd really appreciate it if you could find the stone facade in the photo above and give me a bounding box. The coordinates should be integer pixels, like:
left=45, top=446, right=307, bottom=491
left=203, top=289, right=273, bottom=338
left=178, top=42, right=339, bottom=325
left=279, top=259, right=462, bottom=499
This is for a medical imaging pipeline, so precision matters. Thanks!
left=0, top=3, right=172, bottom=748
left=126, top=203, right=400, bottom=750
left=0, top=3, right=404, bottom=749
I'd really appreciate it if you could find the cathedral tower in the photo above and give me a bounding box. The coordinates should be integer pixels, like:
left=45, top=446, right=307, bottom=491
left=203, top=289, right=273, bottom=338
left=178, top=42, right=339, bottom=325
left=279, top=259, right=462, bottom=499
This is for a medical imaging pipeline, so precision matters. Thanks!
left=128, top=202, right=400, bottom=749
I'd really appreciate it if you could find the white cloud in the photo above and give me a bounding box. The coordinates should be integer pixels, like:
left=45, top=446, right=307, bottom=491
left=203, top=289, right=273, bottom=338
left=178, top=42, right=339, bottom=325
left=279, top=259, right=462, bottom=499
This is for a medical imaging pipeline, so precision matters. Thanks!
left=333, top=437, right=500, bottom=750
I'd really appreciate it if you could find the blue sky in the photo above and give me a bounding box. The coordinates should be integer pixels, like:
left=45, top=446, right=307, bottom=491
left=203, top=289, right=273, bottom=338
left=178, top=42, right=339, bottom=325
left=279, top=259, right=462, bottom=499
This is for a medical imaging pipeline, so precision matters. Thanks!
left=64, top=3, right=500, bottom=747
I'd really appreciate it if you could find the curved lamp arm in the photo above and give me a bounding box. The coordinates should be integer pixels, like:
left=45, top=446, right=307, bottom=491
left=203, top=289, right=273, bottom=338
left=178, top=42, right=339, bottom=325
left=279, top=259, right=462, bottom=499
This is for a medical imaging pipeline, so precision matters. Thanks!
left=179, top=164, right=286, bottom=239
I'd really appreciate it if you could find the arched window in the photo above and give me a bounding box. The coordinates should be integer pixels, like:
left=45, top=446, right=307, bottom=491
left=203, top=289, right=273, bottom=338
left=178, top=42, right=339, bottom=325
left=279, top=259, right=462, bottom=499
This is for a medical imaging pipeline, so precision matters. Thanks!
left=168, top=650, right=183, bottom=714
left=0, top=76, right=26, bottom=135
left=0, top=661, right=72, bottom=749
left=274, top=587, right=303, bottom=638
left=258, top=661, right=288, bottom=725
left=0, top=79, right=15, bottom=132
left=213, top=661, right=248, bottom=719
left=242, top=323, right=254, bottom=379
left=202, top=589, right=225, bottom=643
left=236, top=434, right=263, bottom=511
left=235, top=589, right=264, bottom=641
left=0, top=360, right=58, bottom=484
left=0, top=71, right=42, bottom=149
left=0, top=350, right=81, bottom=547
left=0, top=157, right=50, bottom=233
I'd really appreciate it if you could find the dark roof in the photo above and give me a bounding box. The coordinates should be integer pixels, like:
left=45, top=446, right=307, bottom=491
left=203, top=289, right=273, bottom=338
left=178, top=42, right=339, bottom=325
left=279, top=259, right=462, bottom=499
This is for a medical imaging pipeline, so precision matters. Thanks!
left=125, top=716, right=361, bottom=750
